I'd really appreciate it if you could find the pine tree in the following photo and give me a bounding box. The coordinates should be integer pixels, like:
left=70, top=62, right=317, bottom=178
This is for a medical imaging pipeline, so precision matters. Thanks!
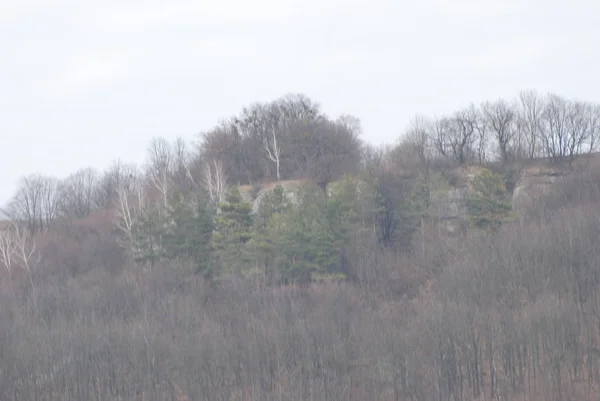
left=213, top=187, right=254, bottom=276
left=468, top=169, right=516, bottom=231
left=266, top=187, right=347, bottom=284
left=130, top=206, right=166, bottom=268
left=163, top=192, right=215, bottom=277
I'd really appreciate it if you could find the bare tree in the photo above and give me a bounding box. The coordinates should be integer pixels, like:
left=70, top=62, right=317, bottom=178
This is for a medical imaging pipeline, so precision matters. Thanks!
left=1, top=220, right=41, bottom=297
left=515, top=89, right=545, bottom=159
left=564, top=99, right=595, bottom=160
left=295, top=118, right=362, bottom=191
left=115, top=170, right=147, bottom=246
left=200, top=120, right=252, bottom=185
left=235, top=102, right=285, bottom=180
left=40, top=176, right=61, bottom=227
left=170, top=137, right=201, bottom=194
left=13, top=221, right=39, bottom=279
left=482, top=99, right=517, bottom=163
left=405, top=115, right=434, bottom=168
left=588, top=104, right=600, bottom=153
left=146, top=137, right=174, bottom=208
left=336, top=114, right=363, bottom=138
left=94, top=160, right=140, bottom=210
left=0, top=223, right=17, bottom=272
left=58, top=167, right=99, bottom=219
left=539, top=95, right=600, bottom=164
left=431, top=116, right=452, bottom=160
left=475, top=110, right=489, bottom=163
left=278, top=92, right=323, bottom=123
left=449, top=106, right=479, bottom=164
left=388, top=116, right=434, bottom=174
left=203, top=159, right=228, bottom=204
left=3, top=174, right=60, bottom=234
left=263, top=124, right=282, bottom=180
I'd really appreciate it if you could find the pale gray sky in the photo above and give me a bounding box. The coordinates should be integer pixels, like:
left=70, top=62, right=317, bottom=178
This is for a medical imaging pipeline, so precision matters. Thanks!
left=1, top=0, right=598, bottom=207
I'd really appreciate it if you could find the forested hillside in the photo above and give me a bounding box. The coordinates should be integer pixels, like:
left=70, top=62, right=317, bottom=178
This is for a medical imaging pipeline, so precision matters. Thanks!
left=1, top=90, right=600, bottom=400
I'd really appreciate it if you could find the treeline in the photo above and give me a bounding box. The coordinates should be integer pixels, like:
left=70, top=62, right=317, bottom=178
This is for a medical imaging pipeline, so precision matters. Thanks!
left=1, top=90, right=598, bottom=283
left=0, top=161, right=598, bottom=400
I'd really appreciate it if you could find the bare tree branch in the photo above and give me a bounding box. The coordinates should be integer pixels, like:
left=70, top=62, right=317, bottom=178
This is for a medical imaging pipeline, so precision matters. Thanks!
left=516, top=89, right=545, bottom=159
left=203, top=159, right=228, bottom=204
left=0, top=224, right=17, bottom=272
left=146, top=137, right=174, bottom=208
left=482, top=99, right=517, bottom=163
left=4, top=174, right=60, bottom=234
left=58, top=167, right=99, bottom=219
left=115, top=171, right=147, bottom=245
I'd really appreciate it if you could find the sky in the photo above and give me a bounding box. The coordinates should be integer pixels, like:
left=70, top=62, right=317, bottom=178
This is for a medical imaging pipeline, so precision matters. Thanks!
left=1, top=0, right=599, bottom=207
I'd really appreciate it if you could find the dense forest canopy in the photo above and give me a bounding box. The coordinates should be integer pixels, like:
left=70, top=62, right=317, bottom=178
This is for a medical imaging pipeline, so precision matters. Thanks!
left=0, top=89, right=600, bottom=400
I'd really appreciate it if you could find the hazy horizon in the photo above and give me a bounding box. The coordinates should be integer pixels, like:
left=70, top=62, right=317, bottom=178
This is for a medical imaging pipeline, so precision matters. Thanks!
left=2, top=0, right=599, bottom=207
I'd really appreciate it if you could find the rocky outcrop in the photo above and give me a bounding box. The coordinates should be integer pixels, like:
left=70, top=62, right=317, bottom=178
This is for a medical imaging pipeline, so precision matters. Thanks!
left=511, top=164, right=567, bottom=214
left=512, top=153, right=600, bottom=214
left=235, top=153, right=600, bottom=230
left=239, top=179, right=307, bottom=214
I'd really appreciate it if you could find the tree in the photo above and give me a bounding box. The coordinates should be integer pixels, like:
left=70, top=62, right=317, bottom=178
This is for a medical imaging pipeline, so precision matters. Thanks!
left=130, top=206, right=166, bottom=267
left=115, top=169, right=147, bottom=253
left=363, top=165, right=420, bottom=248
left=515, top=89, right=545, bottom=159
left=256, top=185, right=292, bottom=224
left=0, top=220, right=41, bottom=298
left=468, top=169, right=515, bottom=230
left=212, top=187, right=254, bottom=276
left=0, top=223, right=16, bottom=272
left=482, top=99, right=517, bottom=163
left=263, top=124, right=282, bottom=180
left=58, top=167, right=99, bottom=219
left=163, top=192, right=214, bottom=277
left=202, top=158, right=228, bottom=205
left=291, top=118, right=362, bottom=191
left=235, top=102, right=285, bottom=180
left=262, top=187, right=346, bottom=284
left=200, top=120, right=254, bottom=185
left=540, top=94, right=598, bottom=164
left=170, top=137, right=200, bottom=196
left=398, top=114, right=434, bottom=171
left=3, top=174, right=60, bottom=234
left=448, top=106, right=480, bottom=164
left=146, top=137, right=174, bottom=208
left=431, top=116, right=452, bottom=161
left=93, top=160, right=139, bottom=210
left=251, top=185, right=294, bottom=282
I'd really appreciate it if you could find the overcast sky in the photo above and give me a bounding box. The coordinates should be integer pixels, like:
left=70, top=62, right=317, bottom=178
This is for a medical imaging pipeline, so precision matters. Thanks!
left=1, top=0, right=598, bottom=207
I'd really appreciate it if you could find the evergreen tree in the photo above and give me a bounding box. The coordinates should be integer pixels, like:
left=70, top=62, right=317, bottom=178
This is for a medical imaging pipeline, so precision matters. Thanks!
left=265, top=186, right=347, bottom=284
left=468, top=169, right=516, bottom=231
left=251, top=185, right=293, bottom=281
left=256, top=185, right=292, bottom=226
left=130, top=206, right=166, bottom=268
left=213, top=187, right=254, bottom=276
left=163, top=191, right=215, bottom=277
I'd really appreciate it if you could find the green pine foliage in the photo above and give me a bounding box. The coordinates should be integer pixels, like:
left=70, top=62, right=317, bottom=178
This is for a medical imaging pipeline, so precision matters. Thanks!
left=468, top=169, right=516, bottom=230
left=130, top=206, right=166, bottom=268
left=259, top=186, right=349, bottom=284
left=125, top=167, right=516, bottom=284
left=163, top=192, right=215, bottom=277
left=213, top=187, right=254, bottom=276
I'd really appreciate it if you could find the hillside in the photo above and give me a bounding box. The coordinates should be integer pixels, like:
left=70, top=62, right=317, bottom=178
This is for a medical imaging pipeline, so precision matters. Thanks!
left=1, top=92, right=600, bottom=400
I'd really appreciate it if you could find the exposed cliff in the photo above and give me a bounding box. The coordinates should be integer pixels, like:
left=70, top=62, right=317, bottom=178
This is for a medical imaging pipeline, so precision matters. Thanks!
left=237, top=153, right=600, bottom=230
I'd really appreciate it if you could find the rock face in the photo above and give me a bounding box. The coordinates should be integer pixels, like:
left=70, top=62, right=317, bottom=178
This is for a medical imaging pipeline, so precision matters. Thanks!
left=511, top=153, right=600, bottom=215
left=430, top=187, right=470, bottom=235
left=511, top=165, right=567, bottom=215
left=239, top=179, right=306, bottom=214
left=236, top=153, right=600, bottom=230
